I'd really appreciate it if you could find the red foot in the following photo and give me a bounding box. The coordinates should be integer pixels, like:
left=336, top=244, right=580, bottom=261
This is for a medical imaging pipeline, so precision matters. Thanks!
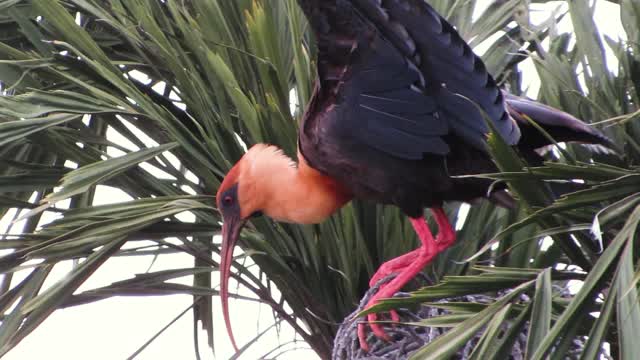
left=357, top=208, right=456, bottom=351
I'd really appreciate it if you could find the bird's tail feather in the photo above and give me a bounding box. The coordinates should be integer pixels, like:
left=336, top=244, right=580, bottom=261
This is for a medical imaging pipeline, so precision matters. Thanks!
left=504, top=92, right=614, bottom=151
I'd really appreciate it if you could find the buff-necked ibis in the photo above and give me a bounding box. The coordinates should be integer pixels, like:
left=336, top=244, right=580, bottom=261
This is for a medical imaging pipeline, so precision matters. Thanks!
left=216, top=0, right=611, bottom=352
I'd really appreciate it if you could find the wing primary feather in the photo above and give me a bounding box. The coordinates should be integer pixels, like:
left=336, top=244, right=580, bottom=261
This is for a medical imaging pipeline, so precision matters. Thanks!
left=298, top=0, right=522, bottom=162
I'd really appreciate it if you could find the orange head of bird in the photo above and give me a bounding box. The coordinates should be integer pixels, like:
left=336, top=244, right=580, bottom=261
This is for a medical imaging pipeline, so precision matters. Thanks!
left=215, top=144, right=286, bottom=351
left=216, top=144, right=351, bottom=351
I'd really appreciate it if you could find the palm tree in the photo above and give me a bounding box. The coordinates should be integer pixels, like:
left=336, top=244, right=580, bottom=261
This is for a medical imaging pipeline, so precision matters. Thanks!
left=0, top=0, right=638, bottom=359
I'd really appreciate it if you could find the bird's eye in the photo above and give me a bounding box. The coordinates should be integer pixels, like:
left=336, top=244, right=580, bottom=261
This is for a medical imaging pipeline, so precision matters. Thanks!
left=223, top=195, right=234, bottom=206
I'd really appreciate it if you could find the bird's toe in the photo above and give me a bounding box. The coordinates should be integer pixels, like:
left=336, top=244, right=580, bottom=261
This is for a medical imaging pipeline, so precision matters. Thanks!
left=368, top=312, right=391, bottom=341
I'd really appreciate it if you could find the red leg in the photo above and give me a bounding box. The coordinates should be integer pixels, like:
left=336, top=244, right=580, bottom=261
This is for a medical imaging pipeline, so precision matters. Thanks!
left=368, top=208, right=455, bottom=286
left=358, top=208, right=456, bottom=351
left=432, top=208, right=456, bottom=249
left=369, top=248, right=421, bottom=287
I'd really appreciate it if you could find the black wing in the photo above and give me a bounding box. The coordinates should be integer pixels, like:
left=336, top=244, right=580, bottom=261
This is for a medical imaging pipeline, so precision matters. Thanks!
left=298, top=0, right=520, bottom=159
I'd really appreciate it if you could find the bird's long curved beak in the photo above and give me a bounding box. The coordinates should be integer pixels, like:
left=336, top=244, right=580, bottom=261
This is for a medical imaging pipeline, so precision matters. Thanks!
left=220, top=216, right=245, bottom=352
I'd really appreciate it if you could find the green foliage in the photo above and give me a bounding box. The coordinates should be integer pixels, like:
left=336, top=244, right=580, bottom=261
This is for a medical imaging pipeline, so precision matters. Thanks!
left=0, top=0, right=638, bottom=359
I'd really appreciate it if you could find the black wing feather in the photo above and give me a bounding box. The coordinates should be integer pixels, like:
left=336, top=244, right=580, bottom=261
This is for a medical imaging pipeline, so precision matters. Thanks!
left=380, top=0, right=518, bottom=147
left=346, top=34, right=450, bottom=157
left=297, top=0, right=520, bottom=160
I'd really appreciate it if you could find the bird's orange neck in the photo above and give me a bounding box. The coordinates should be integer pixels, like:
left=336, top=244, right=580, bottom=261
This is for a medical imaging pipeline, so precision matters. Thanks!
left=237, top=145, right=352, bottom=224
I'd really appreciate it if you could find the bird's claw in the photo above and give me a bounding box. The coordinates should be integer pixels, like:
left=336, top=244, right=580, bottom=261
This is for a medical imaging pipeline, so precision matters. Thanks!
left=391, top=309, right=400, bottom=323
left=357, top=301, right=401, bottom=351
left=369, top=312, right=391, bottom=339
left=357, top=321, right=370, bottom=352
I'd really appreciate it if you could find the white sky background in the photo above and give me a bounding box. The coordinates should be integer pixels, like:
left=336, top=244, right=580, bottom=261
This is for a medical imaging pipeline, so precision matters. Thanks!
left=0, top=1, right=625, bottom=359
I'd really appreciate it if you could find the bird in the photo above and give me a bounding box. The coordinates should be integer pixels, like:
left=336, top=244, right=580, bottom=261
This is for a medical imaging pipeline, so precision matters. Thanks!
left=215, top=0, right=612, bottom=352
